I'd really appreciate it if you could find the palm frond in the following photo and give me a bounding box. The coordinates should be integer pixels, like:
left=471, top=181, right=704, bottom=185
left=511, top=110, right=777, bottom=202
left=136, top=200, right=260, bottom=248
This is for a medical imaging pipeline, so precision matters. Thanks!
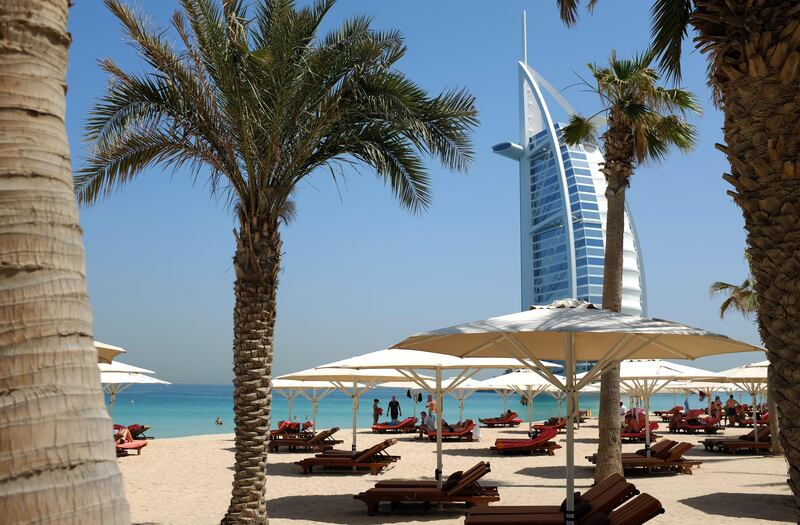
left=561, top=114, right=598, bottom=147
left=650, top=0, right=693, bottom=81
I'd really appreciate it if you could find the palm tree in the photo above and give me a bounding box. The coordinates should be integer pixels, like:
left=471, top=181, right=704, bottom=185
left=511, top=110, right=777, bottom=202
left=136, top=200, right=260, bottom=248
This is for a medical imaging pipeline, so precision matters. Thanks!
left=0, top=1, right=130, bottom=522
left=557, top=0, right=800, bottom=512
left=709, top=263, right=782, bottom=455
left=77, top=0, right=477, bottom=522
left=561, top=52, right=699, bottom=481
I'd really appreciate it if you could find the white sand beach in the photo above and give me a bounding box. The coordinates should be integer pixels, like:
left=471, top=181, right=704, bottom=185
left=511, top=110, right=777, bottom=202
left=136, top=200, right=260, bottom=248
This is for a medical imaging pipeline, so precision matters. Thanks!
left=119, top=423, right=793, bottom=525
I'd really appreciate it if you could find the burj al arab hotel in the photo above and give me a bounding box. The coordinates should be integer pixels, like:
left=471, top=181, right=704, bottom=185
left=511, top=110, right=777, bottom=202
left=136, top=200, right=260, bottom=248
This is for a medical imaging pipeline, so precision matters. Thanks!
left=493, top=14, right=647, bottom=316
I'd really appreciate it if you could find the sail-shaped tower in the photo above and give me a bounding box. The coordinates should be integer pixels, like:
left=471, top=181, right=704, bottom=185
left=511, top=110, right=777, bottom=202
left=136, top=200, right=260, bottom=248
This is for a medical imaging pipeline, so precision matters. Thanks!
left=493, top=13, right=647, bottom=316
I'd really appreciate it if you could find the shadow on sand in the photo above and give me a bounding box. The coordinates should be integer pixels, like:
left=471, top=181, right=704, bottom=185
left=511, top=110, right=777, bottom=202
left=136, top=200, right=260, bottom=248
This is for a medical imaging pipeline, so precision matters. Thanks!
left=680, top=492, right=794, bottom=522
left=516, top=465, right=594, bottom=480
left=268, top=494, right=462, bottom=523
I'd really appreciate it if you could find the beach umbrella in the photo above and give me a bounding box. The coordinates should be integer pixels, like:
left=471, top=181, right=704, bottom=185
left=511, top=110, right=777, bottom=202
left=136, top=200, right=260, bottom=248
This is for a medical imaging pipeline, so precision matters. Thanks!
left=716, top=360, right=769, bottom=447
left=481, top=371, right=562, bottom=433
left=375, top=378, right=434, bottom=418
left=272, top=379, right=340, bottom=431
left=99, top=361, right=170, bottom=417
left=95, top=341, right=126, bottom=364
left=614, top=360, right=720, bottom=456
left=322, top=349, right=549, bottom=487
left=278, top=367, right=417, bottom=452
left=442, top=377, right=486, bottom=422
left=391, top=300, right=761, bottom=525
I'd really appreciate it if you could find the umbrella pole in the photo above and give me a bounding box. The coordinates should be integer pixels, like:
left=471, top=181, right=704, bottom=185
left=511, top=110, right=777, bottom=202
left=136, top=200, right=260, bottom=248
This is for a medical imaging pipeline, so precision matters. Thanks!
left=288, top=392, right=293, bottom=421
left=752, top=391, right=759, bottom=449
left=644, top=391, right=652, bottom=458
left=565, top=334, right=576, bottom=525
left=351, top=380, right=358, bottom=453
left=109, top=389, right=116, bottom=418
left=435, top=367, right=443, bottom=489
left=527, top=389, right=533, bottom=434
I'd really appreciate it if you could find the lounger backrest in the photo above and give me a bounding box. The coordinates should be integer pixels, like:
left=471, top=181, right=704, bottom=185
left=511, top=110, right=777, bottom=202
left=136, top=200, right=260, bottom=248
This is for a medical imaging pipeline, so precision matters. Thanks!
left=583, top=473, right=626, bottom=501
left=445, top=462, right=490, bottom=496
left=306, top=428, right=335, bottom=444
left=353, top=439, right=394, bottom=462
left=648, top=421, right=659, bottom=432
left=590, top=482, right=639, bottom=515
left=646, top=439, right=675, bottom=458
left=756, top=426, right=771, bottom=440
left=608, top=493, right=664, bottom=525
left=664, top=442, right=693, bottom=462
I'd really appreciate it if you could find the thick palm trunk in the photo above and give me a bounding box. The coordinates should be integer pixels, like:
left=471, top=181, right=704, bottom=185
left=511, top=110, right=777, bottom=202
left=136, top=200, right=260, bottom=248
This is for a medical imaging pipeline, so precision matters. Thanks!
left=593, top=121, right=632, bottom=483
left=691, top=0, right=800, bottom=515
left=0, top=1, right=130, bottom=522
left=768, top=366, right=783, bottom=455
left=223, top=217, right=281, bottom=524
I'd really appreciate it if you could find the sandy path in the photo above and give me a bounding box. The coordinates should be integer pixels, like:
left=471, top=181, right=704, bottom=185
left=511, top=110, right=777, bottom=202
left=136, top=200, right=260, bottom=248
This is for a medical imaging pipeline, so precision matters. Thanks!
left=118, top=422, right=794, bottom=524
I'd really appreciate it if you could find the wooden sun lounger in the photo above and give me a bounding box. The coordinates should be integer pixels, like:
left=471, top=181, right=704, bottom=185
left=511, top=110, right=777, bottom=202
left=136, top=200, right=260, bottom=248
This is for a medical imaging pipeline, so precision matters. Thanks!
left=719, top=438, right=772, bottom=454
left=479, top=412, right=521, bottom=427
left=372, top=417, right=417, bottom=433
left=374, top=462, right=488, bottom=489
left=268, top=428, right=342, bottom=452
left=586, top=440, right=677, bottom=464
left=621, top=422, right=660, bottom=442
left=700, top=427, right=768, bottom=450
left=353, top=461, right=499, bottom=515
left=491, top=427, right=560, bottom=456
left=295, top=439, right=397, bottom=475
left=607, top=493, right=665, bottom=524
left=466, top=473, right=637, bottom=522
left=427, top=420, right=476, bottom=441
left=533, top=418, right=567, bottom=432
left=116, top=439, right=147, bottom=456
left=615, top=442, right=701, bottom=475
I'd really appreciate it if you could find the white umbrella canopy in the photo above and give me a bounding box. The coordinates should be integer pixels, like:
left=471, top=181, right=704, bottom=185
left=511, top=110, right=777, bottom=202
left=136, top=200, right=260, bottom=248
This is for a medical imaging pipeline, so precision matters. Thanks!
left=481, top=372, right=566, bottom=432
left=272, top=379, right=343, bottom=431
left=441, top=377, right=486, bottom=422
left=614, top=360, right=721, bottom=455
left=322, top=348, right=556, bottom=486
left=716, top=360, right=770, bottom=445
left=95, top=341, right=126, bottom=364
left=392, top=300, right=761, bottom=525
left=99, top=363, right=170, bottom=417
left=278, top=367, right=414, bottom=451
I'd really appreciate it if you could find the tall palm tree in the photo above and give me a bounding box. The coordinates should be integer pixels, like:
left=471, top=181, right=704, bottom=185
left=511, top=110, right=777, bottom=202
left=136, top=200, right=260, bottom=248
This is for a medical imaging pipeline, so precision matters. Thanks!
left=556, top=2, right=800, bottom=512
left=0, top=1, right=130, bottom=523
left=709, top=262, right=782, bottom=455
left=77, top=0, right=478, bottom=522
left=561, top=52, right=699, bottom=481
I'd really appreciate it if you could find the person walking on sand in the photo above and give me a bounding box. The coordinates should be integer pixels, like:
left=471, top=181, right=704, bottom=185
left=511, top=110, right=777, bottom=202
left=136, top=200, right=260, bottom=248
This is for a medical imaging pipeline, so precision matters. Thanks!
left=388, top=395, right=401, bottom=424
left=372, top=399, right=382, bottom=426
left=425, top=394, right=436, bottom=414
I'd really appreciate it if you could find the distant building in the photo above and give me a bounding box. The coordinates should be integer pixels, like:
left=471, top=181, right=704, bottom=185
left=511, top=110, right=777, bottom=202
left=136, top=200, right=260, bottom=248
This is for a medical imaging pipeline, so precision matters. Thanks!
left=492, top=14, right=647, bottom=320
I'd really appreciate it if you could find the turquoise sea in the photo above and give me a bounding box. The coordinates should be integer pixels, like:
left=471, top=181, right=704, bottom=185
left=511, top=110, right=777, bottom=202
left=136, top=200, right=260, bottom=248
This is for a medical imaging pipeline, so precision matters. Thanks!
left=106, top=384, right=752, bottom=439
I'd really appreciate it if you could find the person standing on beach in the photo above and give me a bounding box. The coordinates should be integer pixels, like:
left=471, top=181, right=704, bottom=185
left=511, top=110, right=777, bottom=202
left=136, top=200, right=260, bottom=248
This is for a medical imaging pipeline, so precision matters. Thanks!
left=619, top=401, right=627, bottom=426
left=425, top=394, right=436, bottom=415
left=725, top=395, right=739, bottom=426
left=388, top=396, right=401, bottom=424
left=372, top=399, right=382, bottom=426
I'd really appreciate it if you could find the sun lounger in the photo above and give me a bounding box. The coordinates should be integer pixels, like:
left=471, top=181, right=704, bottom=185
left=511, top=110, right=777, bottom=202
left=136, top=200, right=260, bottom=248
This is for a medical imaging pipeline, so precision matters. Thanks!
left=372, top=417, right=417, bottom=433
left=296, top=439, right=398, bottom=475
left=586, top=440, right=677, bottom=464
left=491, top=426, right=560, bottom=455
left=621, top=421, right=660, bottom=442
left=116, top=439, right=147, bottom=456
left=700, top=427, right=768, bottom=451
left=268, top=427, right=342, bottom=452
left=374, top=462, right=488, bottom=489
left=677, top=416, right=721, bottom=433
left=479, top=412, right=521, bottom=427
left=466, top=473, right=638, bottom=523
left=353, top=461, right=499, bottom=515
left=613, top=442, right=701, bottom=475
left=533, top=417, right=567, bottom=432
left=606, top=493, right=665, bottom=524
left=428, top=420, right=475, bottom=441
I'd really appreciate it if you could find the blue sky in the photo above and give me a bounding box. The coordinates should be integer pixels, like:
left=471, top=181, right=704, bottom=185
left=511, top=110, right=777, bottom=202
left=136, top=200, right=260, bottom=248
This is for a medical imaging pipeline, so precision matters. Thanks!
left=68, top=0, right=762, bottom=384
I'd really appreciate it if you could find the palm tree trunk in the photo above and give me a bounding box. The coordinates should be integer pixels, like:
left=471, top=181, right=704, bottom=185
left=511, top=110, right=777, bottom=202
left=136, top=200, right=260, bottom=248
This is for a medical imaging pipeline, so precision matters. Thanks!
left=0, top=1, right=130, bottom=522
left=223, top=217, right=281, bottom=524
left=691, top=0, right=800, bottom=515
left=768, top=366, right=783, bottom=455
left=593, top=122, right=632, bottom=483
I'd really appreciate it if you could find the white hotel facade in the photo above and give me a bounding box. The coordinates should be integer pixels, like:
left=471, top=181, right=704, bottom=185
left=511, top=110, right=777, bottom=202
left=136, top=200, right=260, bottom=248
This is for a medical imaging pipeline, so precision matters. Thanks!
left=493, top=17, right=647, bottom=316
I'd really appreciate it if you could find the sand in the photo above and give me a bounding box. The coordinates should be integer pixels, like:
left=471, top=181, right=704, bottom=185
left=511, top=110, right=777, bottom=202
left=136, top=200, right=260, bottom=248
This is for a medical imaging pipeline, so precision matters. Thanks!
left=119, top=422, right=794, bottom=524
